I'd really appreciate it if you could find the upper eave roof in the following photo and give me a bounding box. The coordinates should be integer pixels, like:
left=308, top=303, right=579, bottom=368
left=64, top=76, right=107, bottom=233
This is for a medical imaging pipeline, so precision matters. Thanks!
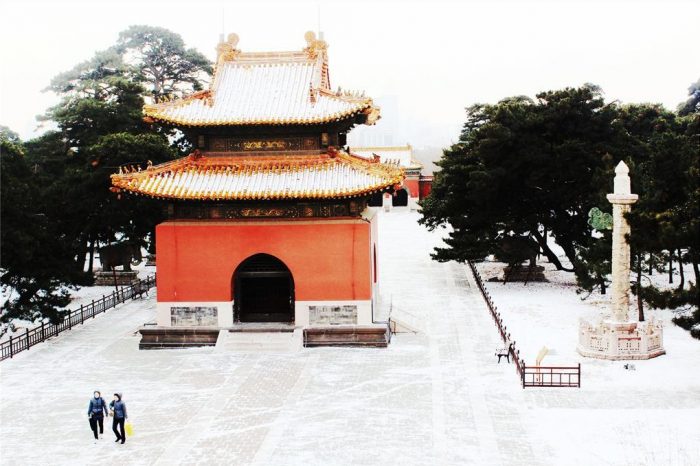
left=143, top=32, right=380, bottom=127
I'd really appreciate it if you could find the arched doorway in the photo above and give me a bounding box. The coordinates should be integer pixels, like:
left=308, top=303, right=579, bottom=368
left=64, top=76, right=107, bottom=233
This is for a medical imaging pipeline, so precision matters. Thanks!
left=233, top=254, right=294, bottom=323
left=392, top=188, right=408, bottom=206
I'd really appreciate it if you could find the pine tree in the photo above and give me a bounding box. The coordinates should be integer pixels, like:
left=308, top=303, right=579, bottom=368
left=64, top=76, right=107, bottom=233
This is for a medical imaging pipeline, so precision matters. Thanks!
left=1, top=26, right=210, bottom=322
left=1, top=129, right=72, bottom=323
left=115, top=25, right=212, bottom=103
left=420, top=85, right=619, bottom=275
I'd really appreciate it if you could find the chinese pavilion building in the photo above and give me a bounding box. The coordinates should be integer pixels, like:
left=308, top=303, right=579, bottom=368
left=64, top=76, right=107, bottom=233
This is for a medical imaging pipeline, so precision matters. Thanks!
left=111, top=32, right=404, bottom=348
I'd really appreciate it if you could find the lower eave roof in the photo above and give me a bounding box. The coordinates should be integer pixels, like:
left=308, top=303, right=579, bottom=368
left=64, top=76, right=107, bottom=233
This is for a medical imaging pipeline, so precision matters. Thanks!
left=110, top=150, right=404, bottom=201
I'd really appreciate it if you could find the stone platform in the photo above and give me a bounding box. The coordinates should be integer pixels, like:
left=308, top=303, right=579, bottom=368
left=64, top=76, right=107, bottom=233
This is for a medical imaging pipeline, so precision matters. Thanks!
left=577, top=319, right=666, bottom=360
left=94, top=270, right=138, bottom=286
left=139, top=326, right=220, bottom=349
left=502, top=265, right=546, bottom=282
left=303, top=323, right=391, bottom=347
left=139, top=323, right=391, bottom=350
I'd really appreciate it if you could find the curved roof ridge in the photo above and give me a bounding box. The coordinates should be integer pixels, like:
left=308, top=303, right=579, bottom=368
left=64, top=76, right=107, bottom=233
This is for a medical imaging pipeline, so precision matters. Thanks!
left=234, top=50, right=311, bottom=63
left=142, top=32, right=379, bottom=127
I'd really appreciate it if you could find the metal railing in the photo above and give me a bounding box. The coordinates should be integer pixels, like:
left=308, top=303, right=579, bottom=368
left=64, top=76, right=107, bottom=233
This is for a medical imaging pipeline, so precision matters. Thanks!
left=467, top=261, right=580, bottom=388
left=522, top=365, right=581, bottom=387
left=0, top=275, right=155, bottom=362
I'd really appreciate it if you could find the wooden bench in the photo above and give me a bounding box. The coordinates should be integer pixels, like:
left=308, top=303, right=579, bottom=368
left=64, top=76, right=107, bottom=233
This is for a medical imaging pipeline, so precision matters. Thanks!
left=495, top=342, right=514, bottom=363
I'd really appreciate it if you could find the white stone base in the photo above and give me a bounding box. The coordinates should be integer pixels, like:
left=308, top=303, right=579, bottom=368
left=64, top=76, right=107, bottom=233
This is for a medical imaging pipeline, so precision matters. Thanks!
left=156, top=299, right=373, bottom=328
left=577, top=318, right=666, bottom=360
left=295, top=300, right=373, bottom=327
left=157, top=301, right=234, bottom=327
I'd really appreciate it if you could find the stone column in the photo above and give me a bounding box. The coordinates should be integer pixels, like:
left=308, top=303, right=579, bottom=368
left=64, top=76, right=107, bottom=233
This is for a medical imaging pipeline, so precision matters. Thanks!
left=606, top=161, right=638, bottom=323
left=578, top=160, right=664, bottom=360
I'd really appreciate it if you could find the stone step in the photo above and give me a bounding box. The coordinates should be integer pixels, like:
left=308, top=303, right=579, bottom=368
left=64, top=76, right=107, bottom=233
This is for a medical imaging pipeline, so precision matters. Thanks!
left=303, top=324, right=391, bottom=347
left=214, top=328, right=302, bottom=353
left=139, top=327, right=219, bottom=350
left=227, top=323, right=296, bottom=333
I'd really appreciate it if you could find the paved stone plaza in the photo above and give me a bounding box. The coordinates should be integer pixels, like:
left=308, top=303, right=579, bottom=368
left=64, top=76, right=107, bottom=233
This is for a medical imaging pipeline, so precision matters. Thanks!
left=1, top=211, right=698, bottom=465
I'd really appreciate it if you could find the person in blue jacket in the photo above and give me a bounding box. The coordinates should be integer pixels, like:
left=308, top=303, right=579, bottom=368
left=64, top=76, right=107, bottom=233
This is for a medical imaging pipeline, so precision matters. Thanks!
left=109, top=393, right=128, bottom=444
left=87, top=390, right=108, bottom=441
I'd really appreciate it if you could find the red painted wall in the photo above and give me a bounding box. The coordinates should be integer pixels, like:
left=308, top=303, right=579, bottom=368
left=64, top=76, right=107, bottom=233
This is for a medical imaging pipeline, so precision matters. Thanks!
left=419, top=177, right=433, bottom=199
left=156, top=218, right=373, bottom=302
left=404, top=177, right=420, bottom=199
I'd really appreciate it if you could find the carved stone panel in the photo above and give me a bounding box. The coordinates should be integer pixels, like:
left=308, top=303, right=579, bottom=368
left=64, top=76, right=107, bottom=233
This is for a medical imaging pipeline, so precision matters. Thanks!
left=171, top=306, right=218, bottom=326
left=309, top=305, right=358, bottom=325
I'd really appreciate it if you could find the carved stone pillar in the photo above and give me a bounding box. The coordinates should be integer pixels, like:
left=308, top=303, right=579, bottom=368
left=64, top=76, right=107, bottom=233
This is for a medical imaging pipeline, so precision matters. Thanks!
left=577, top=161, right=665, bottom=360
left=606, top=161, right=638, bottom=322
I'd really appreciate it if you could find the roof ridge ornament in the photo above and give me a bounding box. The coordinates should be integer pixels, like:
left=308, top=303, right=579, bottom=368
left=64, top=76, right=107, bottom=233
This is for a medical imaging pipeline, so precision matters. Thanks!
left=303, top=31, right=328, bottom=60
left=304, top=31, right=328, bottom=100
left=216, top=33, right=240, bottom=63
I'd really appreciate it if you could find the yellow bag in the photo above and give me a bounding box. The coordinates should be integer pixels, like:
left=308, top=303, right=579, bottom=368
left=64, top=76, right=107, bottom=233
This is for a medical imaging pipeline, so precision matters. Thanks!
left=125, top=421, right=134, bottom=437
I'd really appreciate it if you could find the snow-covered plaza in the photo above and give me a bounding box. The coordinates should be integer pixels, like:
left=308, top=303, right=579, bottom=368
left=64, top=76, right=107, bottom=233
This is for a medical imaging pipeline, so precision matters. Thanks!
left=1, top=211, right=699, bottom=466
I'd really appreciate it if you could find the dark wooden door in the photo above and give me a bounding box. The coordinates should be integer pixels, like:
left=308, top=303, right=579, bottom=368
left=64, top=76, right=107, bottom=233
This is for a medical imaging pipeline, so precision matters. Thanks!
left=239, top=275, right=293, bottom=322
left=234, top=254, right=294, bottom=323
left=392, top=189, right=408, bottom=206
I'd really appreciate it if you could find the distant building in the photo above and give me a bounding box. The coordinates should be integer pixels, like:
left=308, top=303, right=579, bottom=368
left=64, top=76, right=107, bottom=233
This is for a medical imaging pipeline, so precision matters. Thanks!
left=348, top=95, right=400, bottom=147
left=350, top=145, right=433, bottom=209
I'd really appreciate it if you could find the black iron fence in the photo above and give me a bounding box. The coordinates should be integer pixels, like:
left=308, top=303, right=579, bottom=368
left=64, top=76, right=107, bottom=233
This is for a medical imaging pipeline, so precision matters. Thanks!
left=522, top=365, right=581, bottom=387
left=0, top=275, right=155, bottom=362
left=467, top=261, right=580, bottom=388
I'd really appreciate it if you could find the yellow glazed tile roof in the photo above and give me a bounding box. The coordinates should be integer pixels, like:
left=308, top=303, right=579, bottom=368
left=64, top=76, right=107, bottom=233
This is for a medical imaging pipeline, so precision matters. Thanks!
left=111, top=150, right=404, bottom=201
left=143, top=32, right=379, bottom=127
left=350, top=145, right=423, bottom=170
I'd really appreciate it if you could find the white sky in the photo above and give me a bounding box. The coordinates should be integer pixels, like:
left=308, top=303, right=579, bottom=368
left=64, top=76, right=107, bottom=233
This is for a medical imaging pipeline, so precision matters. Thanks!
left=1, top=0, right=698, bottom=148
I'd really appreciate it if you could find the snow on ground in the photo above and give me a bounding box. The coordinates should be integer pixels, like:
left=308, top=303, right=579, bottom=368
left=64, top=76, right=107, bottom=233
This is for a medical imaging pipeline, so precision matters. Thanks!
left=0, top=210, right=699, bottom=466
left=476, top=259, right=700, bottom=391
left=0, top=262, right=154, bottom=342
left=67, top=263, right=153, bottom=308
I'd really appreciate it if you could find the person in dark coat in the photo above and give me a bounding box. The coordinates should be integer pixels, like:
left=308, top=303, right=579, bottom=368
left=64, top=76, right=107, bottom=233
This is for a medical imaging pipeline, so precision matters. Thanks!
left=87, top=391, right=108, bottom=441
left=109, top=393, right=128, bottom=444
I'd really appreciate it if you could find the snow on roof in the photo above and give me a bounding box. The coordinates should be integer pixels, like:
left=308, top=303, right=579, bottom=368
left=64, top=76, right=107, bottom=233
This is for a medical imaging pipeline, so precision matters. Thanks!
left=111, top=150, right=404, bottom=201
left=350, top=145, right=423, bottom=170
left=143, top=32, right=379, bottom=127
